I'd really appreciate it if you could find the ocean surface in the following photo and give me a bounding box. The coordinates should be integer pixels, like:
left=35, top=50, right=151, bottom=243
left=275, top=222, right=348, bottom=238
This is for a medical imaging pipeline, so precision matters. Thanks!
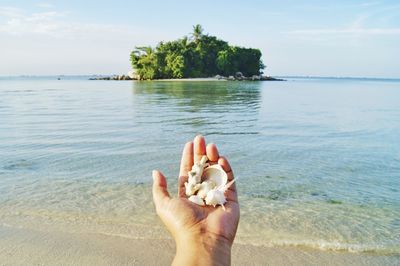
left=0, top=77, right=399, bottom=257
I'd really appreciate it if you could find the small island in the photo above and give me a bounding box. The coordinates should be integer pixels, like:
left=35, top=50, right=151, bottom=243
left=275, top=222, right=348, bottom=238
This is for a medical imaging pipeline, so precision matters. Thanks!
left=131, top=25, right=284, bottom=81
left=92, top=25, right=283, bottom=81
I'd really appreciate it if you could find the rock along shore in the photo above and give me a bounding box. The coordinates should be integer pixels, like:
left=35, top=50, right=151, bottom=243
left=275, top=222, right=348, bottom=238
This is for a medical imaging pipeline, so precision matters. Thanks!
left=89, top=72, right=285, bottom=81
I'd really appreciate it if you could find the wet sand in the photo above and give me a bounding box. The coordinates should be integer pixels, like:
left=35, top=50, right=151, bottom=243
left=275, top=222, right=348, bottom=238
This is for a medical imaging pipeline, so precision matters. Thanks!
left=0, top=225, right=398, bottom=266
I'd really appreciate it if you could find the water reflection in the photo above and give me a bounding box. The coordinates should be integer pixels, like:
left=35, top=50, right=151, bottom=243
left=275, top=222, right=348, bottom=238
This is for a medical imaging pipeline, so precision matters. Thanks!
left=131, top=81, right=262, bottom=136
left=132, top=81, right=261, bottom=111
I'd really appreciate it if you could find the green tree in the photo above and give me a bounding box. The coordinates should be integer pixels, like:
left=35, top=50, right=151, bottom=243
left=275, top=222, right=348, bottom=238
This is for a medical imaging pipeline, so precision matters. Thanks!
left=166, top=53, right=185, bottom=78
left=216, top=47, right=238, bottom=76
left=191, top=24, right=203, bottom=42
left=130, top=46, right=159, bottom=80
left=130, top=25, right=265, bottom=79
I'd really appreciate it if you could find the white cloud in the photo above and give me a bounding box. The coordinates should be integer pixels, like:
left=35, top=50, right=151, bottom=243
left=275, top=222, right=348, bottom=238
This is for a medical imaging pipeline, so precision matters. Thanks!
left=289, top=3, right=400, bottom=38
left=360, top=1, right=381, bottom=7
left=0, top=7, right=67, bottom=36
left=36, top=2, right=54, bottom=9
left=289, top=27, right=400, bottom=35
left=0, top=7, right=138, bottom=43
left=0, top=6, right=23, bottom=18
left=0, top=6, right=167, bottom=42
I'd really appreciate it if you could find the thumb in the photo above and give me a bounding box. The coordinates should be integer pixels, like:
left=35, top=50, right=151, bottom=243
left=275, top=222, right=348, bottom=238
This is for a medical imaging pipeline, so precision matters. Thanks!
left=152, top=170, right=170, bottom=209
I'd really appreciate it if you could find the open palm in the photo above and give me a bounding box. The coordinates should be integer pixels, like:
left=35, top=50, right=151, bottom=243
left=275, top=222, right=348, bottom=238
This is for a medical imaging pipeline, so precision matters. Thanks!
left=152, top=135, right=240, bottom=246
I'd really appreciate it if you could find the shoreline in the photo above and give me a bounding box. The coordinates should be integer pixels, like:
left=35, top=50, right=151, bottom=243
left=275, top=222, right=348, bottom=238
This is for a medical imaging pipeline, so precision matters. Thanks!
left=153, top=76, right=285, bottom=82
left=89, top=75, right=285, bottom=81
left=0, top=225, right=398, bottom=265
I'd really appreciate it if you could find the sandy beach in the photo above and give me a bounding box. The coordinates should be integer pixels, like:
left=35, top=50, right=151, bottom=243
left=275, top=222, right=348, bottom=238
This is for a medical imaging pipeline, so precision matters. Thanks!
left=0, top=225, right=398, bottom=266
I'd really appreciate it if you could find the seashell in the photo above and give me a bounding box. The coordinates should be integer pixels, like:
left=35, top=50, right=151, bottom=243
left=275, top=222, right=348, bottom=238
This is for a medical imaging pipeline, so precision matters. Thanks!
left=185, top=155, right=235, bottom=210
left=202, top=164, right=227, bottom=188
left=204, top=179, right=236, bottom=211
left=205, top=189, right=226, bottom=209
left=197, top=180, right=216, bottom=199
left=184, top=182, right=201, bottom=196
left=185, top=155, right=209, bottom=196
left=188, top=195, right=205, bottom=206
left=188, top=155, right=208, bottom=184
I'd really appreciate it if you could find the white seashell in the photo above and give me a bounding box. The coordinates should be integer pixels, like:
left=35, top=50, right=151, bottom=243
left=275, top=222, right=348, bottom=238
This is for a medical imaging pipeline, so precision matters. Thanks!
left=187, top=156, right=208, bottom=184
left=185, top=155, right=236, bottom=210
left=185, top=155, right=209, bottom=196
left=197, top=180, right=216, bottom=199
left=205, top=189, right=226, bottom=208
left=184, top=182, right=201, bottom=196
left=202, top=164, right=227, bottom=188
left=188, top=195, right=205, bottom=206
left=204, top=179, right=236, bottom=211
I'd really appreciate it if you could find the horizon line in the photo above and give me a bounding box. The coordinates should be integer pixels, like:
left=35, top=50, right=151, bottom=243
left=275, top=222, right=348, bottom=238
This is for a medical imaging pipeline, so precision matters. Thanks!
left=1, top=74, right=400, bottom=80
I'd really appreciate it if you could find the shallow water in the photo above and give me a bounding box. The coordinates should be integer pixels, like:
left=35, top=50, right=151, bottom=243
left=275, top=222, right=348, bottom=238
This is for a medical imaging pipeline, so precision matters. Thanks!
left=0, top=78, right=399, bottom=256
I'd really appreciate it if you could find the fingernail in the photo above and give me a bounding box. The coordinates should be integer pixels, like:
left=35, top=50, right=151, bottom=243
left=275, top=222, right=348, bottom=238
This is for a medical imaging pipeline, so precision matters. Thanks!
left=152, top=170, right=157, bottom=181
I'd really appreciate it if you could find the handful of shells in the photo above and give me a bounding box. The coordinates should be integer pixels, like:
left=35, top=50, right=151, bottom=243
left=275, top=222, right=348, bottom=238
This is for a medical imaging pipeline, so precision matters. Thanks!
left=185, top=155, right=235, bottom=210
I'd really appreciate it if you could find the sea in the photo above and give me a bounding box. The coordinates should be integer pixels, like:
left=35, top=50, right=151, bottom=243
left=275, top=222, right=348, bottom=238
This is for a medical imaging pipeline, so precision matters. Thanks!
left=0, top=76, right=399, bottom=258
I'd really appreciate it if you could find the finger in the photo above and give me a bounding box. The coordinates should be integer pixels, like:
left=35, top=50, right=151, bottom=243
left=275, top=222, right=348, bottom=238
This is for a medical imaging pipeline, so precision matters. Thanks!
left=178, top=141, right=193, bottom=197
left=194, top=135, right=206, bottom=164
left=206, top=143, right=219, bottom=164
left=225, top=188, right=238, bottom=203
left=218, top=156, right=233, bottom=181
left=218, top=156, right=238, bottom=202
left=152, top=170, right=171, bottom=210
left=179, top=141, right=193, bottom=177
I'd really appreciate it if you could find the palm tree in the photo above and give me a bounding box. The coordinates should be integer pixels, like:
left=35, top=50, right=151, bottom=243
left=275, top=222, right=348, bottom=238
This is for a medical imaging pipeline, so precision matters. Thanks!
left=133, top=46, right=157, bottom=80
left=180, top=36, right=189, bottom=48
left=135, top=46, right=154, bottom=56
left=191, top=24, right=203, bottom=42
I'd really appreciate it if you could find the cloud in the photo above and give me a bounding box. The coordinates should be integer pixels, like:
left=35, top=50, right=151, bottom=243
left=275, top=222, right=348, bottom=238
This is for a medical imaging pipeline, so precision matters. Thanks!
left=290, top=27, right=400, bottom=35
left=0, top=7, right=67, bottom=36
left=288, top=2, right=400, bottom=38
left=36, top=2, right=54, bottom=9
left=0, top=5, right=171, bottom=44
left=0, top=4, right=173, bottom=59
left=360, top=1, right=381, bottom=7
left=0, top=6, right=23, bottom=18
left=0, top=6, right=135, bottom=40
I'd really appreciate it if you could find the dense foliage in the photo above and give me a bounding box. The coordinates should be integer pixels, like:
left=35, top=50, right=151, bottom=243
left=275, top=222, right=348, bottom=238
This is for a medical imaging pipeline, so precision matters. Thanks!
left=130, top=25, right=265, bottom=80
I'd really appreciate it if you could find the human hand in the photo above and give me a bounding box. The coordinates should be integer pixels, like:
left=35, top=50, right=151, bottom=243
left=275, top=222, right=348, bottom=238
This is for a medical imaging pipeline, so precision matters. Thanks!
left=152, top=135, right=239, bottom=266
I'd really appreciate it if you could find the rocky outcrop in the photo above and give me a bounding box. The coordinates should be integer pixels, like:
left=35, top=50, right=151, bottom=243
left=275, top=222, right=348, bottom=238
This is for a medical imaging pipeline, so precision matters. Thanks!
left=214, top=74, right=284, bottom=81
left=128, top=70, right=140, bottom=80
left=89, top=74, right=136, bottom=81
left=234, top=72, right=244, bottom=80
left=89, top=73, right=285, bottom=81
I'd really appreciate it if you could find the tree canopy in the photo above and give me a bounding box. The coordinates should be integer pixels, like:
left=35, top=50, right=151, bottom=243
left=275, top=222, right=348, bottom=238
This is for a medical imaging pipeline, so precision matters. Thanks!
left=130, top=25, right=265, bottom=80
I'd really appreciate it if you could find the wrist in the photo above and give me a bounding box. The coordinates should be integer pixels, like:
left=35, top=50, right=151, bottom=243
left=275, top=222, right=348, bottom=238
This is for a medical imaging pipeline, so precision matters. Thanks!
left=173, top=233, right=231, bottom=266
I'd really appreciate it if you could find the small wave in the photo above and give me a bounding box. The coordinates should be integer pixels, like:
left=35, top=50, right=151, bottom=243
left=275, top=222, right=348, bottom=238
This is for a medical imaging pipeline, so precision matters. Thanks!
left=236, top=238, right=400, bottom=256
left=96, top=231, right=170, bottom=241
left=3, top=159, right=37, bottom=171
left=206, top=131, right=259, bottom=136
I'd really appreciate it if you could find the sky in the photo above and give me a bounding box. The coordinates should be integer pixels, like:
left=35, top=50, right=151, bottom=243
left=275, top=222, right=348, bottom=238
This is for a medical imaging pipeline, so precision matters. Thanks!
left=0, top=0, right=399, bottom=78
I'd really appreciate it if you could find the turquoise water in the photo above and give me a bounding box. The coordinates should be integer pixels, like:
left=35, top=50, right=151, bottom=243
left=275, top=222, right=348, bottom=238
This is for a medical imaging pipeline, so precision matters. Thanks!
left=0, top=78, right=399, bottom=255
